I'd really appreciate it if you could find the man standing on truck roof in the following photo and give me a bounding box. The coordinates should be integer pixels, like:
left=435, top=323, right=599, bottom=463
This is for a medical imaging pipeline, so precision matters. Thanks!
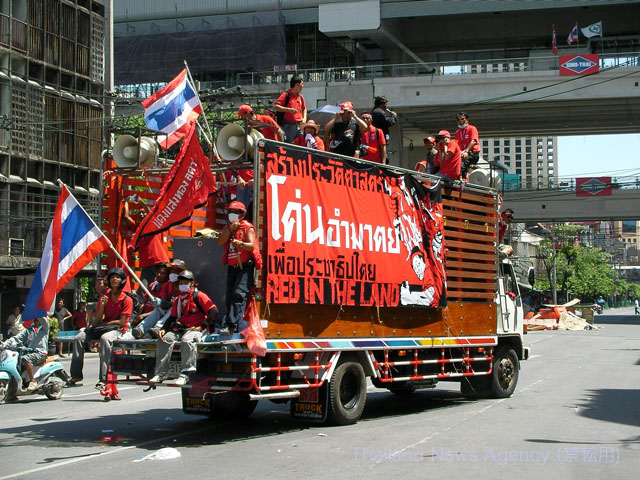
left=217, top=201, right=261, bottom=335
left=454, top=112, right=481, bottom=179
left=149, top=270, right=218, bottom=386
left=274, top=75, right=307, bottom=143
left=324, top=101, right=367, bottom=157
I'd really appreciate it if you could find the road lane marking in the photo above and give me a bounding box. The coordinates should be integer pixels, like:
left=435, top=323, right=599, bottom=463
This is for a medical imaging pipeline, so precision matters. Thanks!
left=0, top=399, right=215, bottom=480
left=372, top=375, right=551, bottom=467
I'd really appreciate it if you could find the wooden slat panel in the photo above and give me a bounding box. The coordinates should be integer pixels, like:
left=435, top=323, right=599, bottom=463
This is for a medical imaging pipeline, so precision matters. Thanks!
left=444, top=219, right=496, bottom=234
left=447, top=239, right=495, bottom=253
left=445, top=250, right=496, bottom=262
left=446, top=270, right=497, bottom=280
left=448, top=280, right=496, bottom=290
left=451, top=230, right=497, bottom=244
left=444, top=211, right=497, bottom=226
left=446, top=260, right=495, bottom=271
left=443, top=199, right=496, bottom=215
left=447, top=291, right=495, bottom=300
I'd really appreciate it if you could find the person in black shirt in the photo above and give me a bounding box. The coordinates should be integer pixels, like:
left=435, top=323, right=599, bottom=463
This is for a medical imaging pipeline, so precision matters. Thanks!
left=324, top=101, right=367, bottom=157
left=370, top=96, right=398, bottom=163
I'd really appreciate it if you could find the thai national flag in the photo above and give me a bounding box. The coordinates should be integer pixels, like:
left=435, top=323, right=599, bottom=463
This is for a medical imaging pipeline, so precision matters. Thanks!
left=567, top=23, right=579, bottom=45
left=142, top=68, right=203, bottom=150
left=22, top=185, right=111, bottom=321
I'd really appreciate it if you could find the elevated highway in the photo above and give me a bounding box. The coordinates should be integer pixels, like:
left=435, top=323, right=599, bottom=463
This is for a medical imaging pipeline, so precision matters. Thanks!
left=502, top=187, right=640, bottom=222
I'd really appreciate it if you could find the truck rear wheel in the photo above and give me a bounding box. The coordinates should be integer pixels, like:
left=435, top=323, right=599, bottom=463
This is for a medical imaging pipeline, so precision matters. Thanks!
left=491, top=347, right=519, bottom=398
left=328, top=361, right=367, bottom=425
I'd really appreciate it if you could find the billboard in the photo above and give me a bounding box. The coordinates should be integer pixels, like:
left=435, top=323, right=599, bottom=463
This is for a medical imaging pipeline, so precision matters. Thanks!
left=264, top=143, right=447, bottom=308
left=576, top=177, right=612, bottom=196
left=559, top=54, right=599, bottom=76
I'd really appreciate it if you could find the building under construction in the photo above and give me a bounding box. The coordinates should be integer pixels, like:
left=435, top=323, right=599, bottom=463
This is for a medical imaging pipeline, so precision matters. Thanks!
left=0, top=0, right=105, bottom=330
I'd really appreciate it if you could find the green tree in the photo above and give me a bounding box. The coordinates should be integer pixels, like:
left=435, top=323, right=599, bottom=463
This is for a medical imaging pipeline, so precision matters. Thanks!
left=536, top=225, right=615, bottom=302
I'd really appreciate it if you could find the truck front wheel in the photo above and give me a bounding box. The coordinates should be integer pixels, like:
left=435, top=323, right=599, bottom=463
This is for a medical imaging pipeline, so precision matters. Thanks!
left=328, top=361, right=367, bottom=425
left=491, top=347, right=519, bottom=398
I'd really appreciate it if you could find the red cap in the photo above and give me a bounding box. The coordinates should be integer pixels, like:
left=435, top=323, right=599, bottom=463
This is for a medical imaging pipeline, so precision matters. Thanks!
left=423, top=136, right=436, bottom=144
left=361, top=112, right=372, bottom=120
left=339, top=101, right=354, bottom=112
left=235, top=104, right=253, bottom=117
left=415, top=160, right=428, bottom=171
left=437, top=130, right=451, bottom=139
left=228, top=200, right=246, bottom=213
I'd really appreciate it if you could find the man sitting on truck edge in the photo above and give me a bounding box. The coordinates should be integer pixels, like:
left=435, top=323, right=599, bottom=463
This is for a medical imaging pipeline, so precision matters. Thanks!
left=69, top=267, right=133, bottom=390
left=149, top=270, right=218, bottom=386
left=431, top=130, right=462, bottom=183
left=217, top=200, right=261, bottom=335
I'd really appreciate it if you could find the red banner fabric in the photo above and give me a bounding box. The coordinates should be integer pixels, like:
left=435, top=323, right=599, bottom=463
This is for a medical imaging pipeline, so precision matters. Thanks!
left=575, top=177, right=612, bottom=196
left=132, top=122, right=216, bottom=250
left=264, top=143, right=446, bottom=308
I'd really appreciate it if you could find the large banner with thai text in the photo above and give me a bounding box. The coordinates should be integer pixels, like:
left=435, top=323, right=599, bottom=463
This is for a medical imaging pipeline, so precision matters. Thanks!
left=265, top=143, right=446, bottom=308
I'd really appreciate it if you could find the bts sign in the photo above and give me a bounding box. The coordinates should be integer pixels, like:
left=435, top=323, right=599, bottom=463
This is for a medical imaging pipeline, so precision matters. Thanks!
left=559, top=54, right=599, bottom=75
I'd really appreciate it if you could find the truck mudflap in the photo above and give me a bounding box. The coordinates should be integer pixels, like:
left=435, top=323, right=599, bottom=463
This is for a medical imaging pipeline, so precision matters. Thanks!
left=290, top=383, right=329, bottom=423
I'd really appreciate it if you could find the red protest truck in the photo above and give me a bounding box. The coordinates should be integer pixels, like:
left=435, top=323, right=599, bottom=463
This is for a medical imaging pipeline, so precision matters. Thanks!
left=100, top=139, right=527, bottom=425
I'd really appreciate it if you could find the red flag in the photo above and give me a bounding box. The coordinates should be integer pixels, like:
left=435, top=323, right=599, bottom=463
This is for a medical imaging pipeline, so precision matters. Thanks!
left=132, top=121, right=216, bottom=251
left=241, top=298, right=267, bottom=357
left=552, top=25, right=558, bottom=54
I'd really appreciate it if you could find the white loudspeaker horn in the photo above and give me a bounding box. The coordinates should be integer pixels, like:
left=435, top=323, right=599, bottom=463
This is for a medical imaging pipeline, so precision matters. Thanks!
left=113, top=135, right=158, bottom=168
left=216, top=124, right=264, bottom=161
left=468, top=168, right=502, bottom=190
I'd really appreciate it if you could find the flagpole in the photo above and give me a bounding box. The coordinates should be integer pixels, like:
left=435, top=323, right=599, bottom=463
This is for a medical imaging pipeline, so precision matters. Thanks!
left=576, top=21, right=580, bottom=52
left=56, top=180, right=155, bottom=300
left=183, top=60, right=220, bottom=160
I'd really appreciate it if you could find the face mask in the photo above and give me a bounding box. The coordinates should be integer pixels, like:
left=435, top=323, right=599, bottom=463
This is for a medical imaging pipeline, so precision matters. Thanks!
left=457, top=123, right=466, bottom=129
left=228, top=213, right=240, bottom=223
left=178, top=284, right=191, bottom=293
left=169, top=273, right=178, bottom=282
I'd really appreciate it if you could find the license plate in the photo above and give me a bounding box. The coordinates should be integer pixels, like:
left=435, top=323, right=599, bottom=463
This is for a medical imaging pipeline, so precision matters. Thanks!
left=168, top=361, right=181, bottom=378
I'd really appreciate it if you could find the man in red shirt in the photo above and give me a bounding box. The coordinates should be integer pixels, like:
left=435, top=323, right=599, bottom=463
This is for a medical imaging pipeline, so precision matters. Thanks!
left=454, top=112, right=481, bottom=178
left=432, top=130, right=462, bottom=183
left=132, top=263, right=172, bottom=339
left=149, top=270, right=217, bottom=386
left=217, top=200, right=260, bottom=335
left=69, top=267, right=133, bottom=390
left=235, top=104, right=284, bottom=141
left=358, top=113, right=387, bottom=163
left=293, top=120, right=325, bottom=150
left=72, top=302, right=87, bottom=329
left=274, top=75, right=307, bottom=143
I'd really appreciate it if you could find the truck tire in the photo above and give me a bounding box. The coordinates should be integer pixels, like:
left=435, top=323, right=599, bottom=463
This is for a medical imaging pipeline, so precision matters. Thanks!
left=214, top=392, right=258, bottom=419
left=491, top=347, right=519, bottom=398
left=327, top=361, right=367, bottom=425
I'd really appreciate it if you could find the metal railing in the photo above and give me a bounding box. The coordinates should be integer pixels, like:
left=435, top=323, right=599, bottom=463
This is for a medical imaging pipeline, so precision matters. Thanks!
left=235, top=51, right=640, bottom=87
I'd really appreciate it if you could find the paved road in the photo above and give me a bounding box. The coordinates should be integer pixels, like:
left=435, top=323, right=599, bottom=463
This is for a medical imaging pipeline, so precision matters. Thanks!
left=1, top=309, right=639, bottom=479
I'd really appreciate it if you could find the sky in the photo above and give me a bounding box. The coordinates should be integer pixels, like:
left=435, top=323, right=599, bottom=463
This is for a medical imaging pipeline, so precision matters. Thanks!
left=557, top=133, right=640, bottom=178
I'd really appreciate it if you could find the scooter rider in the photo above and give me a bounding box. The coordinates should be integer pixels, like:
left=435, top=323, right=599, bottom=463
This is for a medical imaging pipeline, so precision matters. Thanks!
left=1, top=316, right=50, bottom=392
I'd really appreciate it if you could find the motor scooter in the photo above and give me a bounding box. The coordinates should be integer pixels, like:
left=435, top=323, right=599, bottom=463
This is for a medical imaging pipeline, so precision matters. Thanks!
left=0, top=341, right=70, bottom=403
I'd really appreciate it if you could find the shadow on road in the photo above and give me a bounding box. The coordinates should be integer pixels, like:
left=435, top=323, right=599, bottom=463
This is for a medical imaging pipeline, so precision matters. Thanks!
left=592, top=314, right=640, bottom=325
left=577, top=388, right=640, bottom=428
left=0, top=388, right=479, bottom=453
